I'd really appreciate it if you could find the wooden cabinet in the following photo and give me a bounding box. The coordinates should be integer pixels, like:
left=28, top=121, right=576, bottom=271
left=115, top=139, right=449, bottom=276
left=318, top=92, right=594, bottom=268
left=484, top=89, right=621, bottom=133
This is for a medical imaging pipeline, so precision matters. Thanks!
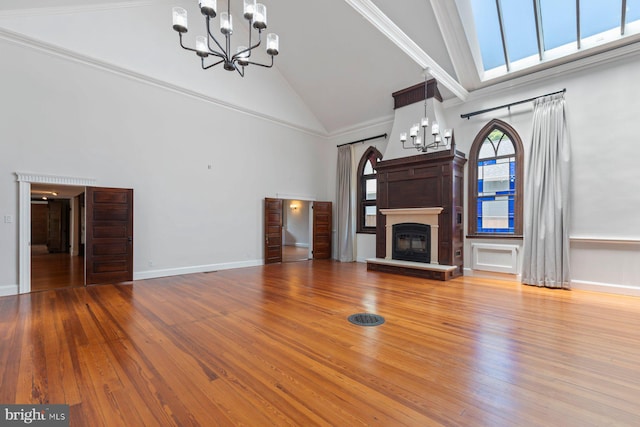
left=375, top=147, right=466, bottom=277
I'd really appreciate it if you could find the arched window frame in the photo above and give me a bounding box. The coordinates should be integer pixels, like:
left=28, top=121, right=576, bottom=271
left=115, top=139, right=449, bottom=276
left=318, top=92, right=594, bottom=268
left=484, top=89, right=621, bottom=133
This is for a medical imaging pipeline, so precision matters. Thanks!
left=357, top=146, right=383, bottom=234
left=468, top=119, right=524, bottom=237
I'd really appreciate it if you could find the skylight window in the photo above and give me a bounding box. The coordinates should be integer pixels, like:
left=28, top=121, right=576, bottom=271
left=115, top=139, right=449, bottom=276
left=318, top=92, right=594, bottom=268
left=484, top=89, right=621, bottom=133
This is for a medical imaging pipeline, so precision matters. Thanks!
left=466, top=0, right=640, bottom=79
left=540, top=0, right=575, bottom=50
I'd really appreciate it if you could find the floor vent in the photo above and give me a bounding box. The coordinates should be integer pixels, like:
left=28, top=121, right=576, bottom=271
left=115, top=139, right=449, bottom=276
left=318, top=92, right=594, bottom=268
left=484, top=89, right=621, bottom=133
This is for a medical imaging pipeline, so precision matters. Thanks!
left=347, top=313, right=385, bottom=327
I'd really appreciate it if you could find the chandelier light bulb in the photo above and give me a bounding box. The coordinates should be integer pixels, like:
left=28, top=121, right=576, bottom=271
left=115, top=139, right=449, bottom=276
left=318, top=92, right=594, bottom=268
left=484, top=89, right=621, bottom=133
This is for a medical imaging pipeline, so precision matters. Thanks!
left=400, top=132, right=407, bottom=142
left=199, top=0, right=217, bottom=18
left=243, top=0, right=256, bottom=19
left=172, top=7, right=188, bottom=33
left=236, top=46, right=249, bottom=66
left=253, top=3, right=267, bottom=29
left=220, top=12, right=233, bottom=34
left=410, top=124, right=419, bottom=137
left=421, top=117, right=429, bottom=128
left=444, top=129, right=452, bottom=139
left=266, top=33, right=279, bottom=55
left=415, top=136, right=422, bottom=147
left=196, top=36, right=208, bottom=56
left=431, top=122, right=439, bottom=136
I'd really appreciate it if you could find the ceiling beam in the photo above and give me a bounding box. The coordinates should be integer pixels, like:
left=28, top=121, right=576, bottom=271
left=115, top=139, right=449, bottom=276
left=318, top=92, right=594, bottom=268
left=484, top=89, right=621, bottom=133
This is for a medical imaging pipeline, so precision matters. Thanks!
left=494, top=0, right=510, bottom=71
left=429, top=0, right=481, bottom=91
left=533, top=0, right=544, bottom=61
left=344, top=0, right=469, bottom=101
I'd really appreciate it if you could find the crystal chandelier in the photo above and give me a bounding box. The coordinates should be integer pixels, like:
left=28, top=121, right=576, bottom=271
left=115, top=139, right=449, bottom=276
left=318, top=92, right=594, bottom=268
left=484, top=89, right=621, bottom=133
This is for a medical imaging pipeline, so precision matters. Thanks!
left=400, top=69, right=452, bottom=152
left=172, top=0, right=279, bottom=76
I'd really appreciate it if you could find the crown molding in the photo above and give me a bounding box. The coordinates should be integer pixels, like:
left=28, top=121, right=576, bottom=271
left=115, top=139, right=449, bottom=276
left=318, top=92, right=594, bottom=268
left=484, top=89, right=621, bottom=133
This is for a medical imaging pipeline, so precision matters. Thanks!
left=343, top=0, right=468, bottom=101
left=328, top=114, right=394, bottom=140
left=0, top=27, right=327, bottom=138
left=0, top=1, right=154, bottom=18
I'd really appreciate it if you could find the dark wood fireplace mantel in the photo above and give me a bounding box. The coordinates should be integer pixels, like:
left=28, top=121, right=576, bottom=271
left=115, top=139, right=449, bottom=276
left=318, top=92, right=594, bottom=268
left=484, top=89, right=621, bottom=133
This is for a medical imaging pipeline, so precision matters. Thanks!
left=374, top=146, right=466, bottom=278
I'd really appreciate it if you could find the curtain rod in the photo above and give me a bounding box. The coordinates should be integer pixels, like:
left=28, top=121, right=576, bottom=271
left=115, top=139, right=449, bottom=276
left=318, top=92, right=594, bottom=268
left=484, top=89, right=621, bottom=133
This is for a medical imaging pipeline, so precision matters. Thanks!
left=336, top=133, right=387, bottom=147
left=460, top=89, right=566, bottom=119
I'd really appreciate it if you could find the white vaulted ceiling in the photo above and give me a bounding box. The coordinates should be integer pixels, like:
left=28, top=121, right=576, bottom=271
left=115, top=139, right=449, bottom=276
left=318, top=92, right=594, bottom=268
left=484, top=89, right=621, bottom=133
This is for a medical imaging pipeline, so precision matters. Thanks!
left=1, top=0, right=639, bottom=136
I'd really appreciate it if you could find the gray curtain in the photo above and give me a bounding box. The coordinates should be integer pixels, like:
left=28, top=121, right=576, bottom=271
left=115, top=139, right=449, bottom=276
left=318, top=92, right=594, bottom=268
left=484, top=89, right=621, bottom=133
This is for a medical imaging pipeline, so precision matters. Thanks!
left=522, top=93, right=570, bottom=289
left=336, top=145, right=355, bottom=262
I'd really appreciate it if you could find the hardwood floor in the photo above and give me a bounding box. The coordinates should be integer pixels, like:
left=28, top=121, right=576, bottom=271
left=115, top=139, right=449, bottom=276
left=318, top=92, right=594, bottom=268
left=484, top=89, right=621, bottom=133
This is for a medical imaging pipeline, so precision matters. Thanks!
left=31, top=245, right=85, bottom=291
left=1, top=261, right=639, bottom=426
left=283, top=245, right=309, bottom=263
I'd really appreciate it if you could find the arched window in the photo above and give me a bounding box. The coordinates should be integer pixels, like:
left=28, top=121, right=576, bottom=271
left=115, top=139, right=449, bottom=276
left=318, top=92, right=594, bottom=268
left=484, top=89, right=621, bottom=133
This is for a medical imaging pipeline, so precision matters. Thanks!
left=468, top=119, right=524, bottom=237
left=357, top=146, right=383, bottom=234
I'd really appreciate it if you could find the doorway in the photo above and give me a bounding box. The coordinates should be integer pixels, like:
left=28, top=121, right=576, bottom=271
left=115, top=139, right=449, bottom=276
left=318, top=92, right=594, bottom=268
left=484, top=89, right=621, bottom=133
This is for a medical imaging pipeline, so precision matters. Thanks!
left=264, top=197, right=332, bottom=264
left=283, top=199, right=311, bottom=262
left=17, top=173, right=134, bottom=294
left=30, top=184, right=85, bottom=292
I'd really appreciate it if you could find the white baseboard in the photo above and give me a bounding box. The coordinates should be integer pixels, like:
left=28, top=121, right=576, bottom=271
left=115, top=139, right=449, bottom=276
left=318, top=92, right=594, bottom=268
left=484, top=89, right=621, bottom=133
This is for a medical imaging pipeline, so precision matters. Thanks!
left=463, top=268, right=521, bottom=282
left=463, top=268, right=640, bottom=297
left=0, top=284, right=19, bottom=297
left=134, top=259, right=263, bottom=281
left=570, top=280, right=640, bottom=297
left=284, top=243, right=309, bottom=248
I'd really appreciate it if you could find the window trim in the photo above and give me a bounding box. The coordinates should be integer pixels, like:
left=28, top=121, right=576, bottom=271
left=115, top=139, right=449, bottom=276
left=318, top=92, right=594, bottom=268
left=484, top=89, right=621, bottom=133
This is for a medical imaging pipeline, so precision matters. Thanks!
left=467, top=119, right=524, bottom=238
left=357, top=146, right=382, bottom=234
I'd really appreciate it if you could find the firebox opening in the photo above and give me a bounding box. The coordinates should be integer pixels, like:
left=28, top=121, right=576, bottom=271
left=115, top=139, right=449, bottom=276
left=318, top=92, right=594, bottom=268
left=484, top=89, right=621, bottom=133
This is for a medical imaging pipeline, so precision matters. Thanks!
left=392, top=223, right=431, bottom=263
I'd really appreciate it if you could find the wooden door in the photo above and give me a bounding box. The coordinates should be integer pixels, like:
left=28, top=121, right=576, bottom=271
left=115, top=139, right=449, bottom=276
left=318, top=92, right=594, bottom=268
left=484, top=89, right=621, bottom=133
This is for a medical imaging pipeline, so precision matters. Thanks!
left=312, top=201, right=332, bottom=259
left=46, top=200, right=70, bottom=253
left=31, top=203, right=48, bottom=245
left=86, top=187, right=133, bottom=285
left=264, top=198, right=283, bottom=264
left=47, top=200, right=63, bottom=253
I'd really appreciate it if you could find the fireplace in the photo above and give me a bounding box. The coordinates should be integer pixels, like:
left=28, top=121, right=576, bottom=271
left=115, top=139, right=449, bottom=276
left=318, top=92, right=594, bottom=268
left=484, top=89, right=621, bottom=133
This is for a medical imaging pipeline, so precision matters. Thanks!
left=379, top=207, right=442, bottom=264
left=392, top=223, right=430, bottom=263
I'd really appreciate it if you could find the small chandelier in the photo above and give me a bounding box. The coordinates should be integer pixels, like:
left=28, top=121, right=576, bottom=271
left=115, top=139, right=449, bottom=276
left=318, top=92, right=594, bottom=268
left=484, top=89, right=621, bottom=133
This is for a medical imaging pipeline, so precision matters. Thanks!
left=400, top=69, right=452, bottom=152
left=172, top=0, right=279, bottom=77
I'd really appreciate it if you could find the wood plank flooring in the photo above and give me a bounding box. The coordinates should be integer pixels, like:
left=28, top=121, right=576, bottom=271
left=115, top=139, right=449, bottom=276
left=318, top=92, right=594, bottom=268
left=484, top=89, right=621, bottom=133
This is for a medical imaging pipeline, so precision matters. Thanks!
left=31, top=245, right=85, bottom=291
left=283, top=245, right=309, bottom=263
left=1, top=260, right=640, bottom=426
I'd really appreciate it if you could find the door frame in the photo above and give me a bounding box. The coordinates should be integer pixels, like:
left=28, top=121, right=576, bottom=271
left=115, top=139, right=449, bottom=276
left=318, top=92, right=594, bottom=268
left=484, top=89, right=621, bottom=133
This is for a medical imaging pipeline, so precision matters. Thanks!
left=266, top=194, right=334, bottom=263
left=268, top=194, right=318, bottom=264
left=16, top=172, right=97, bottom=294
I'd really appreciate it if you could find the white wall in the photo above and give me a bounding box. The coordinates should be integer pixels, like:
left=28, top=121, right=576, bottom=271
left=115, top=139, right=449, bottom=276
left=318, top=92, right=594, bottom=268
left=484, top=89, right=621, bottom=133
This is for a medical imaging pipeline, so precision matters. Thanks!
left=0, top=35, right=332, bottom=296
left=0, top=2, right=326, bottom=135
left=441, top=49, right=640, bottom=295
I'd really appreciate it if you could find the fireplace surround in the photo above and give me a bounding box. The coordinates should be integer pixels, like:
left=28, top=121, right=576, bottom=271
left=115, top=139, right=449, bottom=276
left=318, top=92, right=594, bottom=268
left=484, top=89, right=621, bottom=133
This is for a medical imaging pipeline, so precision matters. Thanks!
left=381, top=207, right=442, bottom=264
left=373, top=148, right=466, bottom=278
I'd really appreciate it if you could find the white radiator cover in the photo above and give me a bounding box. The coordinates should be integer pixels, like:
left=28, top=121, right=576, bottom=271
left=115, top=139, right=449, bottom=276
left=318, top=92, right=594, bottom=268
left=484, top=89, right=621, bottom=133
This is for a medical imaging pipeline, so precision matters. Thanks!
left=471, top=243, right=519, bottom=274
